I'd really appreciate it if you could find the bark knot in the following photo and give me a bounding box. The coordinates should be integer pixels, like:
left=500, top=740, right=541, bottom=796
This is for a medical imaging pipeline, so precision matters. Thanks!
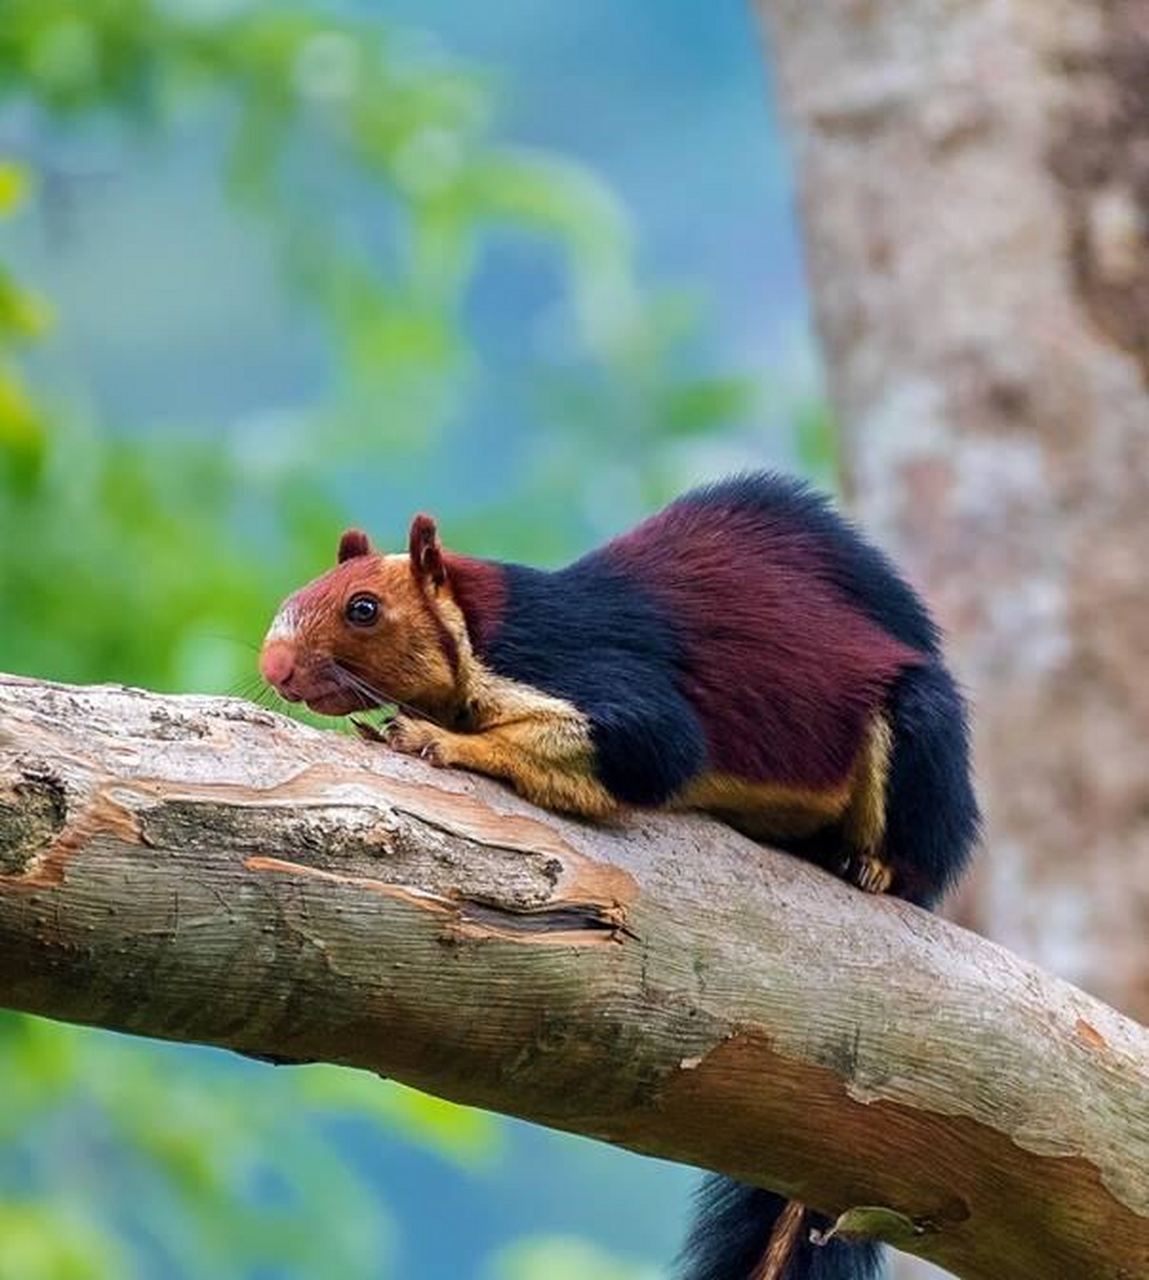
left=0, top=762, right=67, bottom=876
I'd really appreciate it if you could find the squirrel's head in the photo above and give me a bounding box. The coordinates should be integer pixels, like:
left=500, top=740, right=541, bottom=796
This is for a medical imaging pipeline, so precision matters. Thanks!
left=258, top=515, right=464, bottom=718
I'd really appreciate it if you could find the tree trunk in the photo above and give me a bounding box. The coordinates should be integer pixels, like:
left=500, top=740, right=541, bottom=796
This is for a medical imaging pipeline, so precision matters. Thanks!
left=1, top=673, right=1147, bottom=1280
left=754, top=1, right=1149, bottom=1038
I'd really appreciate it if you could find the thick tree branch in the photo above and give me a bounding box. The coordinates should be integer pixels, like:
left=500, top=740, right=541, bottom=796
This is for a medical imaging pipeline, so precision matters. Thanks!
left=0, top=672, right=1146, bottom=1280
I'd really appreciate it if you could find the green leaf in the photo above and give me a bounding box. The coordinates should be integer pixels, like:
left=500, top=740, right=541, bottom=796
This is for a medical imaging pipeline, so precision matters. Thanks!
left=294, top=1066, right=501, bottom=1169
left=486, top=1236, right=662, bottom=1280
left=0, top=161, right=31, bottom=216
left=0, top=271, right=55, bottom=339
left=0, top=1202, right=132, bottom=1280
left=659, top=376, right=756, bottom=437
left=793, top=396, right=840, bottom=481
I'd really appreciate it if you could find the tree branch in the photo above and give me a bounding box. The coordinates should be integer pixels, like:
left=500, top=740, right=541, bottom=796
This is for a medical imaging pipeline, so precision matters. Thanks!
left=0, top=673, right=1145, bottom=1280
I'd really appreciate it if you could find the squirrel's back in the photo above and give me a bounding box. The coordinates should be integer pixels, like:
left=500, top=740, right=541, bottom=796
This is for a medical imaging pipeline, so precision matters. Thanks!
left=585, top=473, right=932, bottom=791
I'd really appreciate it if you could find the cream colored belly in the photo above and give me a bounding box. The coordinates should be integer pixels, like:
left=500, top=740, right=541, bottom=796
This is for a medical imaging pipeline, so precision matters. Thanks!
left=676, top=771, right=853, bottom=840
left=676, top=714, right=894, bottom=852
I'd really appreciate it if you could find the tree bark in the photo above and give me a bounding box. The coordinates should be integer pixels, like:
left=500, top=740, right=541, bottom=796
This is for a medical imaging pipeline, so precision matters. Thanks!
left=754, top=1, right=1149, bottom=1029
left=0, top=672, right=1146, bottom=1280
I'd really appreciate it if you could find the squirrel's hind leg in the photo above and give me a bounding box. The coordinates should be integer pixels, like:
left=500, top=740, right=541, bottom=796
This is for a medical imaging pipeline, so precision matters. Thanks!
left=840, top=713, right=897, bottom=895
left=840, top=665, right=980, bottom=905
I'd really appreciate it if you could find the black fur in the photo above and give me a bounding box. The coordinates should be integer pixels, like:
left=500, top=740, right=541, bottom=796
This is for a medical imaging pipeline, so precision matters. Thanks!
left=481, top=561, right=708, bottom=804
left=677, top=1177, right=885, bottom=1280
left=883, top=660, right=980, bottom=906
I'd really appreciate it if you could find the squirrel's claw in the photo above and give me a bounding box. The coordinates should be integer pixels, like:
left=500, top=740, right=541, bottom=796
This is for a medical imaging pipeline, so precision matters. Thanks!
left=845, top=851, right=896, bottom=895
left=385, top=715, right=447, bottom=766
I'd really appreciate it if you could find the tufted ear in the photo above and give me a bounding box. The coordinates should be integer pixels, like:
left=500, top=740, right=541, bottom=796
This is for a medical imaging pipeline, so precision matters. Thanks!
left=408, top=513, right=446, bottom=586
left=337, top=529, right=372, bottom=563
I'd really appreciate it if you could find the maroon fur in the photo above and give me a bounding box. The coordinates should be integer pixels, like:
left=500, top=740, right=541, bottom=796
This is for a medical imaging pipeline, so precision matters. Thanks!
left=291, top=557, right=378, bottom=614
left=409, top=514, right=447, bottom=586
left=604, top=500, right=922, bottom=789
left=444, top=554, right=509, bottom=653
left=338, top=529, right=372, bottom=562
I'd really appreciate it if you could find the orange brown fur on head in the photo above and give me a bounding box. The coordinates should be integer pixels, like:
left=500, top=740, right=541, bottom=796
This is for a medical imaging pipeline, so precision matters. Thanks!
left=259, top=517, right=466, bottom=719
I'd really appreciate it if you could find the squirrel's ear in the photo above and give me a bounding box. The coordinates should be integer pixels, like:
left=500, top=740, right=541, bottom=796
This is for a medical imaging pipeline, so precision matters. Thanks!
left=337, top=530, right=372, bottom=563
left=408, top=513, right=447, bottom=586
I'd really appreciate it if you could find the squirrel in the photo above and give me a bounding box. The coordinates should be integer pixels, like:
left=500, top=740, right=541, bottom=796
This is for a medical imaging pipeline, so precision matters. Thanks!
left=259, top=471, right=979, bottom=1280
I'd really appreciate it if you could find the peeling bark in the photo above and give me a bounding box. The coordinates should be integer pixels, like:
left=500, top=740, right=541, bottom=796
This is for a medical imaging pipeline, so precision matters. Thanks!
left=0, top=674, right=1146, bottom=1280
left=755, top=0, right=1149, bottom=1033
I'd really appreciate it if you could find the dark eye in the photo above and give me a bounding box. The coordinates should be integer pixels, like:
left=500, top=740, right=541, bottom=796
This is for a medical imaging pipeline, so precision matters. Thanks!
left=345, top=593, right=380, bottom=627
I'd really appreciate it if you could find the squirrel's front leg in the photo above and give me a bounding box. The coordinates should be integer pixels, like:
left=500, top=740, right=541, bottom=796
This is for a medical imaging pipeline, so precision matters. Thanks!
left=386, top=713, right=618, bottom=821
left=384, top=715, right=456, bottom=763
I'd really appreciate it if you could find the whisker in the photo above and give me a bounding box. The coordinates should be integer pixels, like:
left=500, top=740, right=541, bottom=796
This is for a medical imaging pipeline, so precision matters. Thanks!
left=229, top=676, right=285, bottom=711
left=226, top=675, right=266, bottom=701
left=325, top=669, right=390, bottom=725
left=327, top=664, right=392, bottom=714
left=328, top=660, right=442, bottom=728
left=264, top=683, right=299, bottom=713
left=332, top=670, right=409, bottom=721
left=229, top=676, right=297, bottom=718
left=275, top=694, right=302, bottom=722
left=223, top=658, right=439, bottom=732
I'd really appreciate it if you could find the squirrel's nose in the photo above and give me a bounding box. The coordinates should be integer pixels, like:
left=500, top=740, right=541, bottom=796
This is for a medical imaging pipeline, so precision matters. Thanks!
left=259, top=643, right=296, bottom=690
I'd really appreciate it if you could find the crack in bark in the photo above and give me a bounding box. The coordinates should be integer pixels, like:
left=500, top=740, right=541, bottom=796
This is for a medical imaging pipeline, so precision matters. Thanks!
left=244, top=855, right=630, bottom=945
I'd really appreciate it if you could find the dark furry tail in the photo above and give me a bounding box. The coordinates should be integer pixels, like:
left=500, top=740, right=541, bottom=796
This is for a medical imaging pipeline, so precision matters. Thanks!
left=676, top=1176, right=884, bottom=1280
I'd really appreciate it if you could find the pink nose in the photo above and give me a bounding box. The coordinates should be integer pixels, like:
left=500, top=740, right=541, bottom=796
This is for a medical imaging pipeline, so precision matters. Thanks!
left=259, top=643, right=295, bottom=689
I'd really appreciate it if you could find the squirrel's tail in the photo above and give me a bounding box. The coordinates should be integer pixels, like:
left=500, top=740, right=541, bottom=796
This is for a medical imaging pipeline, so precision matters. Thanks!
left=676, top=1176, right=884, bottom=1280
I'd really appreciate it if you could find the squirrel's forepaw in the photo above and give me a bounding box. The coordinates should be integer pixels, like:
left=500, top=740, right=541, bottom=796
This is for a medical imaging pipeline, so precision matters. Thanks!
left=385, top=716, right=448, bottom=765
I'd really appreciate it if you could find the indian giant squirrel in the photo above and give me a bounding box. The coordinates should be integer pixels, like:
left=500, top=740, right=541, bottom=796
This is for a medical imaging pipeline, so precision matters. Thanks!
left=260, top=472, right=980, bottom=1280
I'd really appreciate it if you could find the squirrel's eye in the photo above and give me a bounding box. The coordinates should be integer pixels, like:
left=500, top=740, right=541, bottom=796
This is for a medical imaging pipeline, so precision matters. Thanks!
left=345, top=594, right=380, bottom=627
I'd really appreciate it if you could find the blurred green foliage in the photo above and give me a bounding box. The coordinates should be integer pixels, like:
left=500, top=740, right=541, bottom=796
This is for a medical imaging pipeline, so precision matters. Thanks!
left=0, top=0, right=766, bottom=682
left=488, top=1236, right=661, bottom=1280
left=0, top=1012, right=501, bottom=1280
left=0, top=159, right=51, bottom=488
left=0, top=2, right=773, bottom=1276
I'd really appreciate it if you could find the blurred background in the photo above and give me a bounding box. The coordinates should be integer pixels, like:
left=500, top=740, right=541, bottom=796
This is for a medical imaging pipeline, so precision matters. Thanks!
left=0, top=2, right=822, bottom=1278
left=5, top=2, right=1147, bottom=1279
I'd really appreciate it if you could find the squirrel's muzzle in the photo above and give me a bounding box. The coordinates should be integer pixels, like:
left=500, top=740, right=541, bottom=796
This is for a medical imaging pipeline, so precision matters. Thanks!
left=259, top=642, right=298, bottom=698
